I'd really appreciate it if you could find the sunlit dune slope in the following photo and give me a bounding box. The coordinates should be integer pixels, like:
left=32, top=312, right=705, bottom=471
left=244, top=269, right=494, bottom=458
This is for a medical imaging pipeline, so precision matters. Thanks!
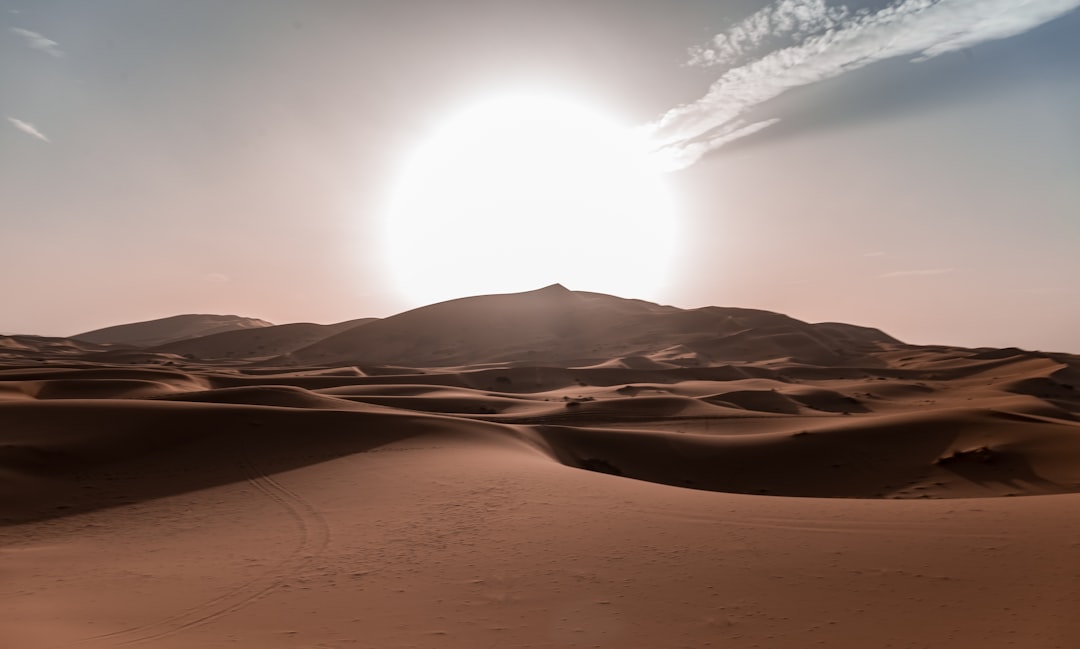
left=5, top=287, right=1080, bottom=649
left=73, top=314, right=274, bottom=347
left=3, top=304, right=1079, bottom=513
left=3, top=286, right=1079, bottom=510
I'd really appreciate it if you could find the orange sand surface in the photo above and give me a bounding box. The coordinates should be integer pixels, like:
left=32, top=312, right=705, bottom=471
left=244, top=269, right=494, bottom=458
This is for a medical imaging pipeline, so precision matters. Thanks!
left=4, top=288, right=1080, bottom=648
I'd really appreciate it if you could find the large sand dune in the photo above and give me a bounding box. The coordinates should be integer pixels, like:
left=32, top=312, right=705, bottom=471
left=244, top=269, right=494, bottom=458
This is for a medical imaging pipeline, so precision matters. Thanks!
left=151, top=318, right=378, bottom=360
left=73, top=314, right=275, bottom=348
left=3, top=288, right=1080, bottom=648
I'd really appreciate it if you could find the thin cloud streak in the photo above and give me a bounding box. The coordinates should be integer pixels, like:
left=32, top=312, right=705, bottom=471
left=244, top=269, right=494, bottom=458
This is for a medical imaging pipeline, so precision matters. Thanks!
left=649, top=0, right=1080, bottom=169
left=9, top=27, right=64, bottom=57
left=653, top=118, right=780, bottom=168
left=6, top=116, right=50, bottom=142
left=878, top=268, right=956, bottom=278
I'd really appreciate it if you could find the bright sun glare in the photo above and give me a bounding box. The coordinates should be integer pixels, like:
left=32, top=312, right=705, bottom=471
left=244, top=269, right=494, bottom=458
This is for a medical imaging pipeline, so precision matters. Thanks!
left=379, top=92, right=680, bottom=307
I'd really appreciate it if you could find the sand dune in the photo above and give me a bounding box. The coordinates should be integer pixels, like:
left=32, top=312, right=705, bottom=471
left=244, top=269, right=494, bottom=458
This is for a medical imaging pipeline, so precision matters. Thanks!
left=73, top=314, right=274, bottom=347
left=4, top=287, right=1080, bottom=648
left=151, top=318, right=377, bottom=360
left=285, top=284, right=898, bottom=367
left=0, top=334, right=113, bottom=363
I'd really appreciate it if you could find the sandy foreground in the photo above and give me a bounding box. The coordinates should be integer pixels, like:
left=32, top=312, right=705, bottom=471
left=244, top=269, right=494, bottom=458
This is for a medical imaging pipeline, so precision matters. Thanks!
left=4, top=292, right=1080, bottom=648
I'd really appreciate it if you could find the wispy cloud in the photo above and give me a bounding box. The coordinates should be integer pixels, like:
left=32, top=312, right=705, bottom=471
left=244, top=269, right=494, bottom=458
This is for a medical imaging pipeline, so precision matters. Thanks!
left=688, top=0, right=850, bottom=68
left=648, top=0, right=1080, bottom=169
left=10, top=26, right=64, bottom=57
left=878, top=268, right=955, bottom=278
left=6, top=116, right=50, bottom=142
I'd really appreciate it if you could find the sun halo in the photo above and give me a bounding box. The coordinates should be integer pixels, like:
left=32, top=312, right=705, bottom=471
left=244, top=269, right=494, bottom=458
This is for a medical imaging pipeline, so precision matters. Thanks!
left=377, top=91, right=681, bottom=307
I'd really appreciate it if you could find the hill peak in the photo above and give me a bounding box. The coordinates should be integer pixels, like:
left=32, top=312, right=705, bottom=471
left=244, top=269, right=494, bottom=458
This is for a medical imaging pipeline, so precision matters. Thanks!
left=534, top=283, right=571, bottom=294
left=287, top=286, right=900, bottom=367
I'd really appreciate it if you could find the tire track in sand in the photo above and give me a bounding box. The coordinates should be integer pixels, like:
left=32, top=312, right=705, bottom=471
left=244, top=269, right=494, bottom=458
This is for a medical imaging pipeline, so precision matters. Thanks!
left=68, top=455, right=331, bottom=647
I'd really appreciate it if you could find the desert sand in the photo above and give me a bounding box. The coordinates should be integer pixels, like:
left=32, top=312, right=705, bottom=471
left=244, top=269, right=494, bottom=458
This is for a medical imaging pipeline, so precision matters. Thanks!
left=3, top=286, right=1080, bottom=648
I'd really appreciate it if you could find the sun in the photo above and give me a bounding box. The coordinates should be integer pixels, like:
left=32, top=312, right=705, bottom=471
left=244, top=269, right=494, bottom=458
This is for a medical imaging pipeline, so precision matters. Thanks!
left=378, top=91, right=680, bottom=307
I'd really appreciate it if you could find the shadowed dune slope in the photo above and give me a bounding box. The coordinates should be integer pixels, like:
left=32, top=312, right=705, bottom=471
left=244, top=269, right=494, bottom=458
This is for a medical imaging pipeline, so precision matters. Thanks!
left=286, top=285, right=899, bottom=368
left=537, top=407, right=1080, bottom=499
left=3, top=287, right=1079, bottom=515
left=3, top=340, right=1079, bottom=525
left=5, top=288, right=1080, bottom=649
left=0, top=396, right=541, bottom=526
left=0, top=335, right=114, bottom=363
left=151, top=318, right=377, bottom=360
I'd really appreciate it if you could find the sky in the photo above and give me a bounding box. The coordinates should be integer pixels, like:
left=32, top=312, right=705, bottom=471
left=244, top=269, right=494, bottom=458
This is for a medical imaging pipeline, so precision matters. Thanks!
left=2, top=0, right=1079, bottom=353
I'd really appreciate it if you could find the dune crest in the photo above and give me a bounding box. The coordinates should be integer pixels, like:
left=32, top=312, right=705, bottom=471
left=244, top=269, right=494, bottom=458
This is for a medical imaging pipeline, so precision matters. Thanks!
left=73, top=314, right=274, bottom=347
left=4, top=287, right=1080, bottom=648
left=5, top=287, right=1078, bottom=511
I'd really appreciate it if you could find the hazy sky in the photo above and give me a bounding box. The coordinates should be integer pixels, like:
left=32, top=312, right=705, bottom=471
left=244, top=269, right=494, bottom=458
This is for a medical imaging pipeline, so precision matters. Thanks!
left=3, top=0, right=1079, bottom=353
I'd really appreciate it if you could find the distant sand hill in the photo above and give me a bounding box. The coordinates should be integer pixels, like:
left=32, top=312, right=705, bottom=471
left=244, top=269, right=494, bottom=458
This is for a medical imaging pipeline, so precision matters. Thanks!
left=3, top=287, right=1080, bottom=648
left=287, top=284, right=898, bottom=367
left=153, top=318, right=378, bottom=360
left=73, top=313, right=274, bottom=347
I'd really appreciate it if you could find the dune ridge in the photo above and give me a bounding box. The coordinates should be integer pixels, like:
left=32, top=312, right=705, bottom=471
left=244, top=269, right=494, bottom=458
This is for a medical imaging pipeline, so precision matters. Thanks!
left=4, top=287, right=1080, bottom=648
left=279, top=284, right=899, bottom=368
left=72, top=314, right=275, bottom=347
left=5, top=287, right=1079, bottom=514
left=151, top=318, right=378, bottom=360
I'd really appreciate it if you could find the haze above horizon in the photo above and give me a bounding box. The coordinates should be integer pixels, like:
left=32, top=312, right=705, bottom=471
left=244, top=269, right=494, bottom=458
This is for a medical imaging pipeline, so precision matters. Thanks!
left=2, top=0, right=1078, bottom=353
